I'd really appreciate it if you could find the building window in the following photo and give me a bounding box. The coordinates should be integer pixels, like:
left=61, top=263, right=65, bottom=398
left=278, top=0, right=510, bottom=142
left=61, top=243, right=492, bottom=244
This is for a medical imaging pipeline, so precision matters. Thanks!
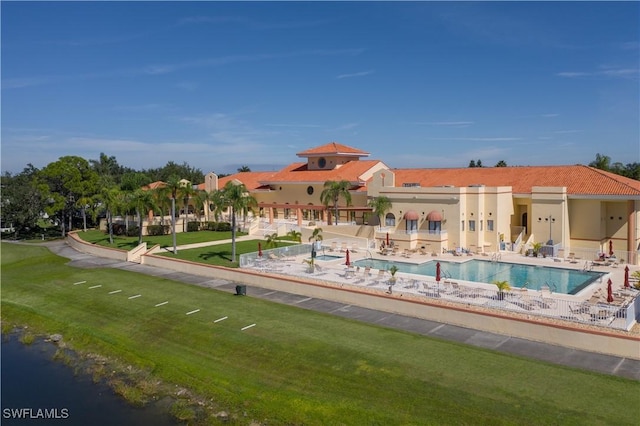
left=480, top=220, right=483, bottom=231
left=318, top=157, right=327, bottom=168
left=428, top=220, right=441, bottom=234
left=461, top=220, right=464, bottom=231
left=406, top=219, right=418, bottom=234
left=307, top=186, right=314, bottom=195
left=469, top=220, right=476, bottom=232
left=487, top=220, right=494, bottom=231
left=385, top=213, right=396, bottom=227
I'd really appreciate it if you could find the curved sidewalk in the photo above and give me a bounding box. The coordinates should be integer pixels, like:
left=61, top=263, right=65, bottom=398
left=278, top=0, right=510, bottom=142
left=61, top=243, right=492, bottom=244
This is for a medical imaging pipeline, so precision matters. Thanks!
left=46, top=240, right=640, bottom=381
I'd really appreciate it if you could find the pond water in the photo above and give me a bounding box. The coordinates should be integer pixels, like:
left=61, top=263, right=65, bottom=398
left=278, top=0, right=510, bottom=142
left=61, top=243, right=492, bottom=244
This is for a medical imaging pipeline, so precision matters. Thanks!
left=1, top=335, right=180, bottom=426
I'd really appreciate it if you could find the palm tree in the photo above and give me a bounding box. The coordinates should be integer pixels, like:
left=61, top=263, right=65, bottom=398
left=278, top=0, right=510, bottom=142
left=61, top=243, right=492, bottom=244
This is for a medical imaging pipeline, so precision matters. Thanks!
left=96, top=184, right=121, bottom=245
left=493, top=280, right=511, bottom=300
left=221, top=181, right=257, bottom=263
left=208, top=189, right=226, bottom=223
left=165, top=176, right=182, bottom=254
left=309, top=227, right=323, bottom=244
left=179, top=184, right=197, bottom=232
left=320, top=180, right=352, bottom=226
left=151, top=185, right=171, bottom=228
left=287, top=229, right=302, bottom=243
left=368, top=195, right=392, bottom=229
left=589, top=153, right=611, bottom=171
left=265, top=232, right=279, bottom=249
left=130, top=189, right=156, bottom=244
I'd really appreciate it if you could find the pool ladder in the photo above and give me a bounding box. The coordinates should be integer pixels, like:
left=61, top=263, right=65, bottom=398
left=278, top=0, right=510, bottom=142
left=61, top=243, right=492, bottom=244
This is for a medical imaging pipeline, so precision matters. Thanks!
left=491, top=252, right=502, bottom=262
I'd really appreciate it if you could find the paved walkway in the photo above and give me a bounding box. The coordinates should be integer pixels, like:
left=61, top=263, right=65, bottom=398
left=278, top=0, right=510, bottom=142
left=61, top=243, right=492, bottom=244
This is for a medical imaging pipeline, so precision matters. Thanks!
left=45, top=240, right=640, bottom=381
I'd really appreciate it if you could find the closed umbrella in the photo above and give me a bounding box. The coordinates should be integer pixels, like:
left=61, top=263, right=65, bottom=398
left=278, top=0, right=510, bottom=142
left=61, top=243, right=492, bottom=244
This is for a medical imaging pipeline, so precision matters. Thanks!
left=386, top=232, right=390, bottom=246
left=609, top=240, right=613, bottom=256
left=624, top=266, right=630, bottom=288
left=345, top=249, right=351, bottom=266
left=258, top=242, right=262, bottom=258
left=436, top=262, right=441, bottom=282
left=607, top=279, right=614, bottom=303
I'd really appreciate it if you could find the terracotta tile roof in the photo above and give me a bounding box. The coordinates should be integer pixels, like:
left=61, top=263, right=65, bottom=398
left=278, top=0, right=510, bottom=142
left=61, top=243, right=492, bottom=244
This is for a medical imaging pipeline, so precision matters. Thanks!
left=141, top=181, right=167, bottom=191
left=262, top=160, right=383, bottom=184
left=218, top=171, right=278, bottom=191
left=392, top=165, right=640, bottom=196
left=296, top=142, right=370, bottom=157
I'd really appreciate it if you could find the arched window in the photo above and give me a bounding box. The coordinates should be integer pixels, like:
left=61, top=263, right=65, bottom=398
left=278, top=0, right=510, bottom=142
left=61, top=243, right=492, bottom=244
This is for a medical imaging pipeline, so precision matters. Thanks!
left=385, top=213, right=396, bottom=227
left=427, top=210, right=442, bottom=234
left=404, top=211, right=419, bottom=234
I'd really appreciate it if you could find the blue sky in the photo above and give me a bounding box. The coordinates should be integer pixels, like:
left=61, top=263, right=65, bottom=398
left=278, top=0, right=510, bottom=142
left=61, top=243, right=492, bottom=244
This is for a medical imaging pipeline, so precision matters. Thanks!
left=2, top=1, right=638, bottom=175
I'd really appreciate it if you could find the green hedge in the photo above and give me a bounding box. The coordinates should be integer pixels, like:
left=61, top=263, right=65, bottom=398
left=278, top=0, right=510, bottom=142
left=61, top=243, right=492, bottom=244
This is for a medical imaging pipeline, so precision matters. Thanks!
left=203, top=222, right=231, bottom=232
left=147, top=224, right=170, bottom=236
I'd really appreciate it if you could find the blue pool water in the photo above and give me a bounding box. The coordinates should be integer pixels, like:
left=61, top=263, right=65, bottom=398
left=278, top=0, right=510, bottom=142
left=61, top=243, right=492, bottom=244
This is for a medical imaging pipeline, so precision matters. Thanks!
left=352, top=259, right=603, bottom=295
left=315, top=254, right=343, bottom=261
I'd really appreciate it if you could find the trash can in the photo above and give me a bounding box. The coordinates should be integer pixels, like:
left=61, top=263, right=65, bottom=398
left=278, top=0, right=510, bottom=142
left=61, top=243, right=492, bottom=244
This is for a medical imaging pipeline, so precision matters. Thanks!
left=235, top=285, right=247, bottom=296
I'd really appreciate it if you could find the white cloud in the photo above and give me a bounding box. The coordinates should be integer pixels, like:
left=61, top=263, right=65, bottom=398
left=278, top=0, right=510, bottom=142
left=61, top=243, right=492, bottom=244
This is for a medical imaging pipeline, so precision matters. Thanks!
left=427, top=137, right=522, bottom=142
left=424, top=121, right=475, bottom=126
left=265, top=123, right=322, bottom=128
left=556, top=67, right=639, bottom=79
left=329, top=122, right=360, bottom=131
left=336, top=70, right=375, bottom=79
left=553, top=130, right=582, bottom=134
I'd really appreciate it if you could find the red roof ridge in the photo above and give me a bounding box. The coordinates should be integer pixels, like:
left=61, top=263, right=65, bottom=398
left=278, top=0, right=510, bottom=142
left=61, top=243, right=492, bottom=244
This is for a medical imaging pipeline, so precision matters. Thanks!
left=296, top=142, right=370, bottom=157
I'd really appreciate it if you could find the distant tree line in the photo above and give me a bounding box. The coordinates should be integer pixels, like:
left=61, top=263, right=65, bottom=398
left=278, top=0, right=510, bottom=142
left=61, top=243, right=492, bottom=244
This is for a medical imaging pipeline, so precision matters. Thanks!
left=588, top=153, right=639, bottom=180
left=0, top=153, right=217, bottom=240
left=467, top=154, right=638, bottom=180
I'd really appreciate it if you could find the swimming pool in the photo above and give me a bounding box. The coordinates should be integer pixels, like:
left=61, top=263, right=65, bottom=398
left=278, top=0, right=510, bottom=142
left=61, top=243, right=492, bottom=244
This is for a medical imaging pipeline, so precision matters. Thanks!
left=352, top=259, right=603, bottom=295
left=315, top=254, right=343, bottom=261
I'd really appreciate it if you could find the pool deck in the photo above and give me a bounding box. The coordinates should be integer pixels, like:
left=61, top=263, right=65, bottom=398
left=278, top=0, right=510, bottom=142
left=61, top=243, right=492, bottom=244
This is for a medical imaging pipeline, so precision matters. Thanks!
left=245, top=247, right=640, bottom=331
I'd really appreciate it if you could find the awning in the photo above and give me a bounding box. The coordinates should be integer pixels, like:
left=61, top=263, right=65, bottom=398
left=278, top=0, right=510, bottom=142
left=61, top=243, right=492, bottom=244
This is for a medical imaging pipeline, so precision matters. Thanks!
left=426, top=210, right=442, bottom=221
left=404, top=210, right=419, bottom=220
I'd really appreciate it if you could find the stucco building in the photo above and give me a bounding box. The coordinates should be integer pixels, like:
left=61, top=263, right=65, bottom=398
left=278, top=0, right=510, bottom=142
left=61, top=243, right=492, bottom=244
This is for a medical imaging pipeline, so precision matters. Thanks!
left=207, top=142, right=640, bottom=264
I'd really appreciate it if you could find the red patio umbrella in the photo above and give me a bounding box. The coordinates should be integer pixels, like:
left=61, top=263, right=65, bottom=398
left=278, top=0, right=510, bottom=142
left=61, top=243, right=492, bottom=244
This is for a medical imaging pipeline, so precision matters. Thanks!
left=436, top=262, right=441, bottom=282
left=345, top=249, right=351, bottom=266
left=258, top=242, right=262, bottom=257
left=607, top=279, right=614, bottom=303
left=624, top=266, right=630, bottom=288
left=609, top=240, right=613, bottom=256
left=386, top=232, right=390, bottom=246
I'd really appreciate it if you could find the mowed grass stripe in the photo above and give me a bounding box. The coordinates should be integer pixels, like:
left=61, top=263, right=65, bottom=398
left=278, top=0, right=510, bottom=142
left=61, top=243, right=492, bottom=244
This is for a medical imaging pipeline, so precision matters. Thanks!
left=2, top=243, right=638, bottom=424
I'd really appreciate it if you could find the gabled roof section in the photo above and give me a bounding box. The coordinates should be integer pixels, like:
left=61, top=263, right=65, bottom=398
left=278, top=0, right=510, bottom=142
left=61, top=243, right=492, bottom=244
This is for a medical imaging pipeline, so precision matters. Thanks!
left=141, top=181, right=166, bottom=191
left=261, top=160, right=384, bottom=184
left=392, top=165, right=640, bottom=196
left=218, top=171, right=278, bottom=191
left=296, top=142, right=370, bottom=158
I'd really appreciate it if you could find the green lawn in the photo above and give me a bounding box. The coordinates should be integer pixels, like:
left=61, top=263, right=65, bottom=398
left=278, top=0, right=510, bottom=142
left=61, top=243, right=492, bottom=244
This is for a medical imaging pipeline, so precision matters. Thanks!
left=78, top=229, right=248, bottom=250
left=2, top=243, right=639, bottom=425
left=157, top=239, right=298, bottom=267
left=76, top=229, right=297, bottom=268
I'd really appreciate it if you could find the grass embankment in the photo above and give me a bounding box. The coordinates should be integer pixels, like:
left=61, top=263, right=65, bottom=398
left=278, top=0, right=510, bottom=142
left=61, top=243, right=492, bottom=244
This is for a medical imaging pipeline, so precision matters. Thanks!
left=2, top=242, right=639, bottom=425
left=78, top=229, right=248, bottom=250
left=77, top=229, right=297, bottom=268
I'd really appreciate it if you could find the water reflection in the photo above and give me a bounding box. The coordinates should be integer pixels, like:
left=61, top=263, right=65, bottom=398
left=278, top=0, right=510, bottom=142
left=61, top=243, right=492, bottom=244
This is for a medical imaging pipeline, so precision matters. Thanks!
left=1, top=335, right=180, bottom=426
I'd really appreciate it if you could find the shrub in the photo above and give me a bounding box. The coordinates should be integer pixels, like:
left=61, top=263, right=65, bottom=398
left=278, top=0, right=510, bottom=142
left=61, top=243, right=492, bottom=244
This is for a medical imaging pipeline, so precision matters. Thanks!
left=204, top=221, right=231, bottom=232
left=126, top=226, right=139, bottom=237
left=147, top=225, right=169, bottom=236
left=111, top=223, right=126, bottom=236
left=187, top=221, right=200, bottom=232
left=216, top=222, right=231, bottom=232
